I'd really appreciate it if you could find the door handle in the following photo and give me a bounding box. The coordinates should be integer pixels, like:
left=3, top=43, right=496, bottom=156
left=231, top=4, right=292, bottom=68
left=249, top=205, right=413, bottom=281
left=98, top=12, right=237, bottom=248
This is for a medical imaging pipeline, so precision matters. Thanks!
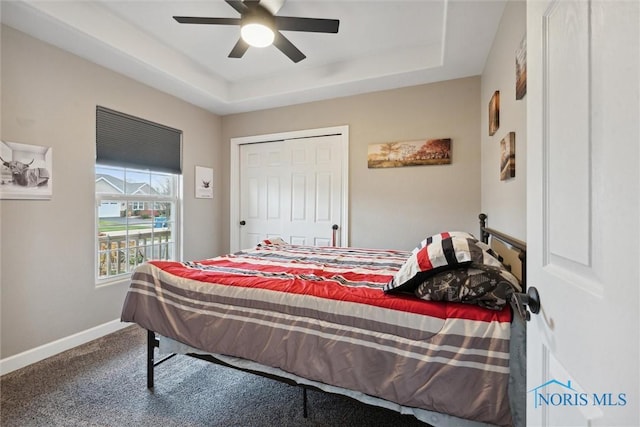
left=240, top=220, right=246, bottom=226
left=510, top=286, right=541, bottom=321
left=331, top=224, right=339, bottom=247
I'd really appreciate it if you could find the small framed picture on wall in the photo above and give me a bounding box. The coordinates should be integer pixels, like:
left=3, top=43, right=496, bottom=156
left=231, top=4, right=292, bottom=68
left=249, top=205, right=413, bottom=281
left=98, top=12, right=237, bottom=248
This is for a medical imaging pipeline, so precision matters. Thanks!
left=516, top=35, right=527, bottom=100
left=489, top=91, right=500, bottom=136
left=500, top=132, right=516, bottom=181
left=1, top=140, right=53, bottom=200
left=195, top=166, right=213, bottom=198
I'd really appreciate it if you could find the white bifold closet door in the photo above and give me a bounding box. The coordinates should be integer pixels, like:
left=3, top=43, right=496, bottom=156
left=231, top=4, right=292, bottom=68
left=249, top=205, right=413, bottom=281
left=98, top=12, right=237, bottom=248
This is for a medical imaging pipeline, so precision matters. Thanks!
left=239, top=134, right=344, bottom=249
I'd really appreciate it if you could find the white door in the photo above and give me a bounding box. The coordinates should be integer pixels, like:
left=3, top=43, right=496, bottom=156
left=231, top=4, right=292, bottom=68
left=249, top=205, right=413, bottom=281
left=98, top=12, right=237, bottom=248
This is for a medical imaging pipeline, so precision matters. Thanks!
left=239, top=140, right=286, bottom=249
left=527, top=1, right=639, bottom=426
left=283, top=135, right=344, bottom=246
left=239, top=134, right=345, bottom=249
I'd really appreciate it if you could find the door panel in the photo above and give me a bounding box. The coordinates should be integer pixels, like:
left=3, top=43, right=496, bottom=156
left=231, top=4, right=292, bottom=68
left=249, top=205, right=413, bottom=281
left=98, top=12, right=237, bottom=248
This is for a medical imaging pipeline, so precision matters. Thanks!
left=527, top=1, right=639, bottom=426
left=239, top=141, right=286, bottom=249
left=266, top=176, right=281, bottom=219
left=291, top=173, right=306, bottom=221
left=546, top=0, right=590, bottom=265
left=315, top=172, right=332, bottom=222
left=284, top=136, right=343, bottom=246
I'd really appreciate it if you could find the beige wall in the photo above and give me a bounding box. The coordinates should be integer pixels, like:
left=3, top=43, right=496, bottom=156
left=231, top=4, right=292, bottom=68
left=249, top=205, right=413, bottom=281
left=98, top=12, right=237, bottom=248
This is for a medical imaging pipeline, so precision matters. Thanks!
left=480, top=0, right=527, bottom=240
left=0, top=25, right=223, bottom=358
left=222, top=77, right=482, bottom=251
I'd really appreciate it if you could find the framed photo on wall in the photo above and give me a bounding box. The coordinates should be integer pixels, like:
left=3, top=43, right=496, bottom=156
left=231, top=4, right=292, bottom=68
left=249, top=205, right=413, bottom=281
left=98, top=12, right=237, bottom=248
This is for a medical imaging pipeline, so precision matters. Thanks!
left=367, top=138, right=451, bottom=168
left=489, top=91, right=500, bottom=136
left=516, top=35, right=527, bottom=100
left=0, top=141, right=53, bottom=200
left=195, top=165, right=213, bottom=198
left=500, top=132, right=516, bottom=180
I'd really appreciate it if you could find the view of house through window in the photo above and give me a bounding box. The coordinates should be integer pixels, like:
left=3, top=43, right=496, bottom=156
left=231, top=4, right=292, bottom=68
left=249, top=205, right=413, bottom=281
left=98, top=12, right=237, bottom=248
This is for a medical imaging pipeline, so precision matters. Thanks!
left=96, top=165, right=179, bottom=281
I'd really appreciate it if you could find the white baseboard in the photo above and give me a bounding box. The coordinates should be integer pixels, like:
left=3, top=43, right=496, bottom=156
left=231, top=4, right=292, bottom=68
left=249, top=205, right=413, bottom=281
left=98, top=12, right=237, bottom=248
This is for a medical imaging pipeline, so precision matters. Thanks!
left=0, top=319, right=131, bottom=376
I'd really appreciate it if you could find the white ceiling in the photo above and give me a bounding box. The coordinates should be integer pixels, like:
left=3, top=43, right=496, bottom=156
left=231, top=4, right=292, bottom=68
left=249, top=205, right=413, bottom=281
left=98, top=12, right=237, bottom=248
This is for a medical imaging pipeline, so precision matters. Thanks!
left=1, top=0, right=507, bottom=115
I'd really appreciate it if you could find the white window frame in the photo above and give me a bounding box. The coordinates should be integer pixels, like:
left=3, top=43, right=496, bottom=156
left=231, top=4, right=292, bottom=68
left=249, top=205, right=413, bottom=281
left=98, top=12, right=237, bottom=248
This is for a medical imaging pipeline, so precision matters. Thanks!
left=95, top=166, right=181, bottom=286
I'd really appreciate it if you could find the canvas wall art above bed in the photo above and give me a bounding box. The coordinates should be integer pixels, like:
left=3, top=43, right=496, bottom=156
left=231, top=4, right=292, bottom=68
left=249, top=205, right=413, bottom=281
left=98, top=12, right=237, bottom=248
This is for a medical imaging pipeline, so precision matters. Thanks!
left=121, top=218, right=527, bottom=427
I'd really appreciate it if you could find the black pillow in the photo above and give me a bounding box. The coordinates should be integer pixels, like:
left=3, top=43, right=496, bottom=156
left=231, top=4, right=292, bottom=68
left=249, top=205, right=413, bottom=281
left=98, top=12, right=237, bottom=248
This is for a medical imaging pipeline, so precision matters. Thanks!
left=414, top=263, right=521, bottom=310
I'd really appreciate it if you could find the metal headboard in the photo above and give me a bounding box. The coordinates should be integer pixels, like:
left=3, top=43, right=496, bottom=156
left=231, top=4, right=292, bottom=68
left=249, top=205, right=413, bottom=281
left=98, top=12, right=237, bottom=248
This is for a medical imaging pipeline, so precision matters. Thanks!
left=478, top=213, right=540, bottom=321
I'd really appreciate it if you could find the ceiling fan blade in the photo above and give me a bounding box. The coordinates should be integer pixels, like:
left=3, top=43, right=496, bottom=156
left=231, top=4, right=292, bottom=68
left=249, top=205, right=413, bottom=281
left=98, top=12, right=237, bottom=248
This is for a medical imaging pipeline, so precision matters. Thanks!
left=229, top=38, right=250, bottom=58
left=273, top=31, right=306, bottom=63
left=225, top=0, right=249, bottom=15
left=275, top=16, right=340, bottom=33
left=174, top=16, right=241, bottom=26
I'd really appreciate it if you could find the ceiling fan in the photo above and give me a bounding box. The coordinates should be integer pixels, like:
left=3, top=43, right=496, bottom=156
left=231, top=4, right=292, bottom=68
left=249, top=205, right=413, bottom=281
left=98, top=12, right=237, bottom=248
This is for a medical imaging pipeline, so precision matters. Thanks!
left=173, top=0, right=340, bottom=63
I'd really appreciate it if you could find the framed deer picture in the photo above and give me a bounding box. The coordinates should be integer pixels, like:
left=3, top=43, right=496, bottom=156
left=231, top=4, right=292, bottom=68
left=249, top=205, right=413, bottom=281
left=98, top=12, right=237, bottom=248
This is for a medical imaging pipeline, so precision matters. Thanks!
left=0, top=141, right=53, bottom=200
left=195, top=165, right=213, bottom=199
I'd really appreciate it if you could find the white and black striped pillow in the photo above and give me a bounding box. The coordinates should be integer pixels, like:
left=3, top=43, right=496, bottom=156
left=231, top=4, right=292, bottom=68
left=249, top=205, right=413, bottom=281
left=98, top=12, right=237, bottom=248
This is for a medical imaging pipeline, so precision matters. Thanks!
left=412, top=231, right=477, bottom=254
left=384, top=236, right=500, bottom=294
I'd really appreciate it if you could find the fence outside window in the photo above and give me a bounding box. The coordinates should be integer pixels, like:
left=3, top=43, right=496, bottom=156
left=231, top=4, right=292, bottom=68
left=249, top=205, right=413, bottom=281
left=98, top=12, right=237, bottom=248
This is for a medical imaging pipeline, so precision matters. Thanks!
left=97, top=227, right=173, bottom=277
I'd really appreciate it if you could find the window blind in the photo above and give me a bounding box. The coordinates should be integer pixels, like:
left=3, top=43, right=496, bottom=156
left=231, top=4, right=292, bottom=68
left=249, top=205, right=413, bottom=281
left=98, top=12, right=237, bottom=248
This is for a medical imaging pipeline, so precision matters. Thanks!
left=96, top=106, right=182, bottom=174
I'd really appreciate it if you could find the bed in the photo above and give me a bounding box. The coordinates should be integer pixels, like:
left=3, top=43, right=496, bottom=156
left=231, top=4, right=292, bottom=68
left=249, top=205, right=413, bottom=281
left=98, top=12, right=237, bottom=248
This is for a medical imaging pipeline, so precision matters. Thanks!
left=121, top=214, right=537, bottom=427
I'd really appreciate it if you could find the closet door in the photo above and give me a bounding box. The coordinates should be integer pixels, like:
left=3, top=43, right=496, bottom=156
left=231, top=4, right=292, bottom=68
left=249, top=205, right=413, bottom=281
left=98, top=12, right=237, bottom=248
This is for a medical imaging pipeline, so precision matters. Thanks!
left=239, top=134, right=344, bottom=249
left=239, top=140, right=286, bottom=249
left=284, top=135, right=343, bottom=246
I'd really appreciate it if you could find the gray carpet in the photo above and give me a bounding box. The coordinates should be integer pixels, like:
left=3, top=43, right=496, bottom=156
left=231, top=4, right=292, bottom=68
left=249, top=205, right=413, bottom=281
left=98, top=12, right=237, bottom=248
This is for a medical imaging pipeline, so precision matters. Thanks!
left=1, top=325, right=429, bottom=426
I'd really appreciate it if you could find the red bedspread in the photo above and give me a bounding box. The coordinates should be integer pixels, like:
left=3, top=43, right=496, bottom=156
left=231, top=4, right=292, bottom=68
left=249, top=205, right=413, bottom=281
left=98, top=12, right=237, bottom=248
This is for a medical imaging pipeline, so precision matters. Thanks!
left=122, top=242, right=513, bottom=426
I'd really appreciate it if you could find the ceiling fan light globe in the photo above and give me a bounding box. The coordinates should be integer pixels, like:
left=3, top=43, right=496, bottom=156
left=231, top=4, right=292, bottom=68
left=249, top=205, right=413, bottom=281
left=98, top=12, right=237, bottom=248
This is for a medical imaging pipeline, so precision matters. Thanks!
left=241, top=23, right=274, bottom=48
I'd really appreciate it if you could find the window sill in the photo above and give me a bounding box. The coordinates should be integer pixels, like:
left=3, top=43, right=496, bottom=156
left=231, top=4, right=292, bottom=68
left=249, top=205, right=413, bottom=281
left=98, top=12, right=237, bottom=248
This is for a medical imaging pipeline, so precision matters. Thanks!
left=95, top=275, right=131, bottom=289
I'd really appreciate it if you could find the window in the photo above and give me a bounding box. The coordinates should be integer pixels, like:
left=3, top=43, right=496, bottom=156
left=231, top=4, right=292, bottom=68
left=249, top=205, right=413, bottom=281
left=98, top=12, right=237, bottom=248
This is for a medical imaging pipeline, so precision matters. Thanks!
left=130, top=201, right=145, bottom=211
left=95, top=106, right=182, bottom=283
left=96, top=166, right=179, bottom=281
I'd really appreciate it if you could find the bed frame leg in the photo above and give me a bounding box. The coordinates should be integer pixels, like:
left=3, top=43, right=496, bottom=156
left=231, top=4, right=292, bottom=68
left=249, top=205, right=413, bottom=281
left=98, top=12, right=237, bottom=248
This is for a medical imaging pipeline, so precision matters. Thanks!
left=145, top=330, right=179, bottom=389
left=147, top=330, right=155, bottom=389
left=302, top=387, right=308, bottom=418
